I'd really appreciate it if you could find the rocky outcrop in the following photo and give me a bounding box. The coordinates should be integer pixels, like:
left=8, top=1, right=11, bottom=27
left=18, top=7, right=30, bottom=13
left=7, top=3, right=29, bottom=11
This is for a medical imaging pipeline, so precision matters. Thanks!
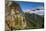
left=5, top=1, right=27, bottom=31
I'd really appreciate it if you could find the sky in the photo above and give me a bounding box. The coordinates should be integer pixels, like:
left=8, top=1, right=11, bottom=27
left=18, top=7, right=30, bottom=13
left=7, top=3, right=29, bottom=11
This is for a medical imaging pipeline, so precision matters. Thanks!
left=16, top=1, right=44, bottom=15
left=16, top=1, right=44, bottom=10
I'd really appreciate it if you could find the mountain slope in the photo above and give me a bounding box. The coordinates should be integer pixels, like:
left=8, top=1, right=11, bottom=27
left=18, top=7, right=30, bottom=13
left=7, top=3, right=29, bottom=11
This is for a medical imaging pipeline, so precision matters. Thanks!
left=24, top=13, right=44, bottom=29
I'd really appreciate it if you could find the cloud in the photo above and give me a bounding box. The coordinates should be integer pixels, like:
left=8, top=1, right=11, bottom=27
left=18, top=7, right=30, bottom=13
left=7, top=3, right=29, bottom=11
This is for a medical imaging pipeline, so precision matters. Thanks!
left=23, top=8, right=44, bottom=15
left=35, top=6, right=44, bottom=10
left=23, top=6, right=44, bottom=15
left=29, top=9, right=44, bottom=15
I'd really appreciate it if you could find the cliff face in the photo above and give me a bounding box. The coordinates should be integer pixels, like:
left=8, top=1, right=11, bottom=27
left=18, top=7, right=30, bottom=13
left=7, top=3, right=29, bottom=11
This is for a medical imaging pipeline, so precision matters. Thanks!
left=5, top=1, right=27, bottom=31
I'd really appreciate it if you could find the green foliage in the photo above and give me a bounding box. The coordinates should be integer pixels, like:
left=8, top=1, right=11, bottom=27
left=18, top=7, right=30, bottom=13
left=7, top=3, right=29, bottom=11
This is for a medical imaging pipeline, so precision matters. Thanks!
left=24, top=13, right=44, bottom=29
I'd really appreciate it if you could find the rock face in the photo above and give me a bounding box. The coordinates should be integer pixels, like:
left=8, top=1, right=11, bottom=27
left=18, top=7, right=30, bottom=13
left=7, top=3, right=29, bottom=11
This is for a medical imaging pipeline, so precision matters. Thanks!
left=5, top=1, right=27, bottom=31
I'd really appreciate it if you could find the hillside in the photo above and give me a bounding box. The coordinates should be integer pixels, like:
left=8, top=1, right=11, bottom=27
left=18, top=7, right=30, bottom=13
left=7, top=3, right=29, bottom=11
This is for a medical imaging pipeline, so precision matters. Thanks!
left=24, top=13, right=44, bottom=29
